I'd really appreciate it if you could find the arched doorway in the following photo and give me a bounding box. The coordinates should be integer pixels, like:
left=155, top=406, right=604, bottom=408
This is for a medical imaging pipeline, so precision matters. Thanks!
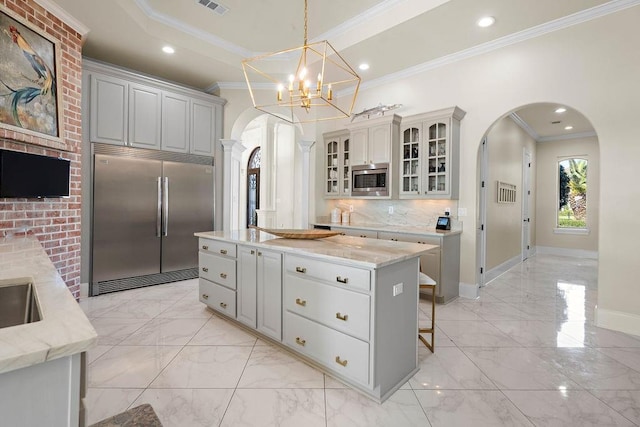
left=477, top=102, right=599, bottom=286
left=246, top=147, right=261, bottom=227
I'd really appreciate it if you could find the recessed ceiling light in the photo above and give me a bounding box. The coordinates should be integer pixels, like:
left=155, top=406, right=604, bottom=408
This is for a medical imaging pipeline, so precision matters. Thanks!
left=564, top=125, right=573, bottom=130
left=358, top=63, right=370, bottom=71
left=162, top=46, right=175, bottom=54
left=555, top=107, right=567, bottom=113
left=477, top=16, right=495, bottom=28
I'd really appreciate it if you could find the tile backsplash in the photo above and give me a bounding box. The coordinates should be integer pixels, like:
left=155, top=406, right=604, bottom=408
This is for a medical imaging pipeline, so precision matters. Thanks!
left=323, top=199, right=462, bottom=228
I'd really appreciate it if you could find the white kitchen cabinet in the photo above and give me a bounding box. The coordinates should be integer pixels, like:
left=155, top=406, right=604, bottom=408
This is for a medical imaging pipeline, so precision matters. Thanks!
left=128, top=83, right=162, bottom=149
left=237, top=245, right=283, bottom=340
left=348, top=114, right=400, bottom=166
left=198, top=240, right=237, bottom=317
left=323, top=129, right=350, bottom=197
left=84, top=60, right=224, bottom=156
left=161, top=92, right=190, bottom=153
left=90, top=73, right=128, bottom=145
left=378, top=230, right=460, bottom=303
left=337, top=227, right=378, bottom=239
left=399, top=106, right=465, bottom=199
left=190, top=100, right=217, bottom=157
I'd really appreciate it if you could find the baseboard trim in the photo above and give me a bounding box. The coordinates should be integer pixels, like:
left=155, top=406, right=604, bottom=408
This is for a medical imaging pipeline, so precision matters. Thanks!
left=485, top=254, right=522, bottom=283
left=535, top=246, right=598, bottom=259
left=595, top=307, right=640, bottom=337
left=459, top=281, right=479, bottom=300
left=79, top=282, right=89, bottom=298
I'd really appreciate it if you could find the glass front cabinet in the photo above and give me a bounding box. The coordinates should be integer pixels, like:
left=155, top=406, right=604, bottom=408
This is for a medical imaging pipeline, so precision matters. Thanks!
left=399, top=106, right=465, bottom=199
left=324, top=130, right=350, bottom=197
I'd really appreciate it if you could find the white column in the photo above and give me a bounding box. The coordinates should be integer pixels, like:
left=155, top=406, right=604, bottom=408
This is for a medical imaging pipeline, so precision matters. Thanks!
left=297, top=139, right=315, bottom=229
left=221, top=139, right=246, bottom=231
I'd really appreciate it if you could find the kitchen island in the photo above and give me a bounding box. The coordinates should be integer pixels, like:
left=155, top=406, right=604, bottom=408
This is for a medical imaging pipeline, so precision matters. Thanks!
left=0, top=235, right=97, bottom=427
left=195, top=229, right=437, bottom=402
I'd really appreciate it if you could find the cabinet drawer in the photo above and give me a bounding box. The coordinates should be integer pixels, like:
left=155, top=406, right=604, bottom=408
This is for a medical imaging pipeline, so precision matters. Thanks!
left=378, top=231, right=441, bottom=246
left=199, top=278, right=236, bottom=317
left=199, top=238, right=237, bottom=258
left=285, top=275, right=370, bottom=341
left=337, top=228, right=378, bottom=239
left=199, top=252, right=236, bottom=290
left=285, top=254, right=370, bottom=292
left=284, top=311, right=369, bottom=385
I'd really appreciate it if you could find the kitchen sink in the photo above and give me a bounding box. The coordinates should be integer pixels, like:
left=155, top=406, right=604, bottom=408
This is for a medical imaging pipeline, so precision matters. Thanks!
left=0, top=279, right=41, bottom=329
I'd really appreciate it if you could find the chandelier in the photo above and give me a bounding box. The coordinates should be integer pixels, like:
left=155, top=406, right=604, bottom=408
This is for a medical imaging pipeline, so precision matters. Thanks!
left=241, top=0, right=361, bottom=124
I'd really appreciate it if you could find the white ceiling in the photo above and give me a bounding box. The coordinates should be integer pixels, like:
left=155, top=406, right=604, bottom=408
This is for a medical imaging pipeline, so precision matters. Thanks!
left=48, top=0, right=615, bottom=137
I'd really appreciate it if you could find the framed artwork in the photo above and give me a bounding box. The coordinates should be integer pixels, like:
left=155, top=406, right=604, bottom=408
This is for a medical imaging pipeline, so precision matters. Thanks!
left=0, top=7, right=61, bottom=140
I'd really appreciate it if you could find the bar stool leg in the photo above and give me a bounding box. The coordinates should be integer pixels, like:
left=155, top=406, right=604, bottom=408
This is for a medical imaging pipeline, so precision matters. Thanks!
left=418, top=283, right=435, bottom=353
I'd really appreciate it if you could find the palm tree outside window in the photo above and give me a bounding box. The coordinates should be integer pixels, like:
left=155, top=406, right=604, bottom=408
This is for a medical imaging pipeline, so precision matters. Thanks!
left=247, top=147, right=261, bottom=227
left=558, top=158, right=587, bottom=228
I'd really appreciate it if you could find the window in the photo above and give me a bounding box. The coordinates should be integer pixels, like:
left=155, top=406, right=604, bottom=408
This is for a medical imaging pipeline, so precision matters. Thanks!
left=558, top=158, right=587, bottom=228
left=247, top=147, right=261, bottom=227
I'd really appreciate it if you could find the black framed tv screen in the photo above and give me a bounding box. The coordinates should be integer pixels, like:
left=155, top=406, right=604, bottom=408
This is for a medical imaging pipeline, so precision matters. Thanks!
left=0, top=149, right=71, bottom=198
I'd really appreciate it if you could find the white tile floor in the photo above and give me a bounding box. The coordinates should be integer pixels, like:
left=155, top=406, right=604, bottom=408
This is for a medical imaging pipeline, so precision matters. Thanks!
left=81, top=254, right=640, bottom=426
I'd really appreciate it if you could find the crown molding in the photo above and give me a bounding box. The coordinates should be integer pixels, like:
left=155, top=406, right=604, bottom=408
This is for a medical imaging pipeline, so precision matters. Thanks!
left=133, top=0, right=253, bottom=58
left=213, top=0, right=640, bottom=91
left=537, top=131, right=598, bottom=142
left=34, top=0, right=90, bottom=37
left=509, top=113, right=540, bottom=141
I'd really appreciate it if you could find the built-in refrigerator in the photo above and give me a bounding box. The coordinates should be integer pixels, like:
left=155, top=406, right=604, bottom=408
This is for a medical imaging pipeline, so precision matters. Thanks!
left=91, top=144, right=214, bottom=295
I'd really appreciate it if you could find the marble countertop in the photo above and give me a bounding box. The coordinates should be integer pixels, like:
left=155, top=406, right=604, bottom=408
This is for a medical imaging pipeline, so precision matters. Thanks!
left=195, top=230, right=437, bottom=269
left=311, top=220, right=463, bottom=237
left=0, top=235, right=97, bottom=375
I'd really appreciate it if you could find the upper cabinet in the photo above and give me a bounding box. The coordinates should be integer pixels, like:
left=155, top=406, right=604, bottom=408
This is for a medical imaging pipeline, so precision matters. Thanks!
left=85, top=60, right=224, bottom=156
left=348, top=114, right=400, bottom=166
left=323, top=129, right=350, bottom=197
left=399, top=106, right=465, bottom=199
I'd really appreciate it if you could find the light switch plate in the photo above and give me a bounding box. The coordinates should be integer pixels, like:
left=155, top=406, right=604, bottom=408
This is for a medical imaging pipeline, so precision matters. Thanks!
left=393, top=283, right=403, bottom=296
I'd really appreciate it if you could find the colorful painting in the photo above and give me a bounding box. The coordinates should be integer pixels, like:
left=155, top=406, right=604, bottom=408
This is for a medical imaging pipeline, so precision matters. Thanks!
left=0, top=8, right=59, bottom=138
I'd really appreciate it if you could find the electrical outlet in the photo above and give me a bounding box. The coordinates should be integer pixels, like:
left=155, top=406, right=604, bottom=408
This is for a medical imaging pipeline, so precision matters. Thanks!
left=349, top=205, right=354, bottom=212
left=388, top=206, right=394, bottom=215
left=445, top=207, right=451, bottom=215
left=393, top=283, right=403, bottom=296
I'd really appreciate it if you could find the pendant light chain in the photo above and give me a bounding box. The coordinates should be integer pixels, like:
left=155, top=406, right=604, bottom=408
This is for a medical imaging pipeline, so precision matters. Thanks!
left=304, top=0, right=308, bottom=45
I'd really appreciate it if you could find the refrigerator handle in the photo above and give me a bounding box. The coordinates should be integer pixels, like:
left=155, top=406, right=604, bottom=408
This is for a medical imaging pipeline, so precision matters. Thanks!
left=163, top=177, right=169, bottom=237
left=156, top=177, right=162, bottom=237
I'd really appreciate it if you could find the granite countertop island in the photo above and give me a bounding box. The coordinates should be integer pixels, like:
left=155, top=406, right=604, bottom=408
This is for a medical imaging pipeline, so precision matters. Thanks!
left=0, top=235, right=97, bottom=374
left=195, top=229, right=438, bottom=268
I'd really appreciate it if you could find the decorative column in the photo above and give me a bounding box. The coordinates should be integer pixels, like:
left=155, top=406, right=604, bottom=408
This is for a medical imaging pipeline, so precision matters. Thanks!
left=221, top=139, right=246, bottom=231
left=297, top=139, right=315, bottom=229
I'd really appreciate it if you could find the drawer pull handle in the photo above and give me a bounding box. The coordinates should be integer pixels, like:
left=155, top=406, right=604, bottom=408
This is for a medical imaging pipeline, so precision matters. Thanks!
left=295, top=266, right=307, bottom=274
left=219, top=302, right=227, bottom=309
left=202, top=294, right=209, bottom=300
left=391, top=238, right=398, bottom=241
left=295, top=337, right=306, bottom=346
left=202, top=245, right=209, bottom=250
left=295, top=298, right=307, bottom=307
left=258, top=252, right=262, bottom=256
left=336, top=312, right=348, bottom=321
left=360, top=235, right=367, bottom=238
left=220, top=273, right=227, bottom=279
left=202, top=267, right=209, bottom=272
left=335, top=356, right=348, bottom=367
left=336, top=276, right=348, bottom=284
left=251, top=250, right=255, bottom=255
left=220, top=249, right=228, bottom=255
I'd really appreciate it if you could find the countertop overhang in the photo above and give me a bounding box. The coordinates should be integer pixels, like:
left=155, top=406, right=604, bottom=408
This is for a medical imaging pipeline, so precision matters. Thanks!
left=0, top=236, right=97, bottom=375
left=195, top=230, right=437, bottom=269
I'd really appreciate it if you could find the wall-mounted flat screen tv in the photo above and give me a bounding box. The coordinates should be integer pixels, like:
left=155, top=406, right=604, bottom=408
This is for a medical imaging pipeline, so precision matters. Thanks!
left=0, top=149, right=71, bottom=198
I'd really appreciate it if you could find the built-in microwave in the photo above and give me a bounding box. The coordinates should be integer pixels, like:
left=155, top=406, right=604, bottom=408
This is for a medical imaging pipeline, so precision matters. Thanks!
left=351, top=163, right=389, bottom=197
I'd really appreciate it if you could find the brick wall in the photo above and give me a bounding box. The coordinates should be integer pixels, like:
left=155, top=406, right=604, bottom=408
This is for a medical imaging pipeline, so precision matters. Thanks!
left=0, top=0, right=83, bottom=297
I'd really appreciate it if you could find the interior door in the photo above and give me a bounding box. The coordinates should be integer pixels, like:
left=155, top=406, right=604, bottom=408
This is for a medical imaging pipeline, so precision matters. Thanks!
left=161, top=161, right=214, bottom=272
left=477, top=138, right=487, bottom=287
left=522, top=150, right=532, bottom=261
left=93, top=155, right=162, bottom=282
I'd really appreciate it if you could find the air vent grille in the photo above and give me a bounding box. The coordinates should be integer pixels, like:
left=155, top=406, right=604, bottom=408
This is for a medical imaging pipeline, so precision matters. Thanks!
left=197, top=0, right=228, bottom=15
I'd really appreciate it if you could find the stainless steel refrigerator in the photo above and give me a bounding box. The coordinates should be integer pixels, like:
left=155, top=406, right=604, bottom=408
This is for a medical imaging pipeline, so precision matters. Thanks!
left=91, top=144, right=214, bottom=295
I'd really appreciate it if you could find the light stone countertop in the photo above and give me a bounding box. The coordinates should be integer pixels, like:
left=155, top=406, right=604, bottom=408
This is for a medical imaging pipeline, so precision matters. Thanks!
left=0, top=235, right=97, bottom=375
left=311, top=220, right=463, bottom=237
left=195, top=229, right=437, bottom=269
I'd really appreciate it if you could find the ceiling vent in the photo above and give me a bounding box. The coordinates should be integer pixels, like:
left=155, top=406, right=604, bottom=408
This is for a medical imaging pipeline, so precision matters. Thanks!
left=197, top=0, right=228, bottom=16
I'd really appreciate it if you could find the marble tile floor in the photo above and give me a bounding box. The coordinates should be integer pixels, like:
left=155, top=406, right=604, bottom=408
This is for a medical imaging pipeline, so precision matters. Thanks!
left=81, top=254, right=640, bottom=427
